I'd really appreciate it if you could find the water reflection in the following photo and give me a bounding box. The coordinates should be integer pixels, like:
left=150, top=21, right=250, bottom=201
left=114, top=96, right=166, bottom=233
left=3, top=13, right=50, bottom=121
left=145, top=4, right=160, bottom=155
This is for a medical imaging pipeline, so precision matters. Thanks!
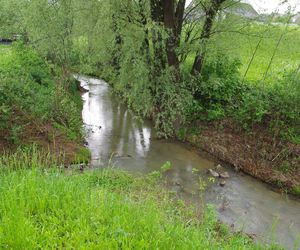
left=78, top=75, right=300, bottom=249
left=81, top=76, right=154, bottom=168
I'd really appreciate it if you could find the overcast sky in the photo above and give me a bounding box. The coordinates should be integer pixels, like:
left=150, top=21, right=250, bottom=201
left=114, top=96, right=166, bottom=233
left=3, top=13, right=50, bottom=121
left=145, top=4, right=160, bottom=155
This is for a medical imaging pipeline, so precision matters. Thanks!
left=185, top=0, right=300, bottom=14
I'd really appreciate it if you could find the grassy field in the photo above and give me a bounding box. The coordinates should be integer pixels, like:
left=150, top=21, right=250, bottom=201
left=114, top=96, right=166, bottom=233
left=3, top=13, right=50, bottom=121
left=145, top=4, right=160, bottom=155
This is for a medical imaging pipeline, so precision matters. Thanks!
left=213, top=24, right=300, bottom=81
left=185, top=22, right=300, bottom=82
left=0, top=44, right=12, bottom=62
left=0, top=150, right=270, bottom=249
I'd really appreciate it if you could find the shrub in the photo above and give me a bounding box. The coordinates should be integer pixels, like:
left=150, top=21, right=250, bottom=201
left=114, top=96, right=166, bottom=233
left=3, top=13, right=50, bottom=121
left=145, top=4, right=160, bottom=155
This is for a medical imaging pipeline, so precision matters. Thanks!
left=233, top=67, right=300, bottom=141
left=193, top=53, right=245, bottom=121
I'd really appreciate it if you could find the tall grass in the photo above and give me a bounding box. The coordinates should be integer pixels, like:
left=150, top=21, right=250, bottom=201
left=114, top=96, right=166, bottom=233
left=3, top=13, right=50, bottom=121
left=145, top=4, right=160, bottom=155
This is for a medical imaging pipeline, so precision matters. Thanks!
left=184, top=22, right=300, bottom=82
left=0, top=146, right=63, bottom=170
left=0, top=150, right=266, bottom=249
left=208, top=23, right=300, bottom=82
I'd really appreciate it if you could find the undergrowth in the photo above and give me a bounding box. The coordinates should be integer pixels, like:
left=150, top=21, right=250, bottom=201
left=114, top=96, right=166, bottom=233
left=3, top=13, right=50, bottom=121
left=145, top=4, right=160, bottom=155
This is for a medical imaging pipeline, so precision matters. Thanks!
left=189, top=53, right=300, bottom=143
left=0, top=43, right=82, bottom=144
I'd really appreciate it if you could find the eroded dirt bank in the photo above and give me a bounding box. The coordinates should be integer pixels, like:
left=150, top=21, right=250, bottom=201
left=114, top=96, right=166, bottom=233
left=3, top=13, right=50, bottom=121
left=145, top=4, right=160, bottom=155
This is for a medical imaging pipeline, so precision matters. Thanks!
left=185, top=120, right=300, bottom=197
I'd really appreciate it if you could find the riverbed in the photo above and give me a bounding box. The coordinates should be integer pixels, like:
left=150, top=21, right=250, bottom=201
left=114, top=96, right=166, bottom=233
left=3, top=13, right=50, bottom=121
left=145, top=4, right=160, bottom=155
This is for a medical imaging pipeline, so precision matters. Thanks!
left=77, top=75, right=300, bottom=249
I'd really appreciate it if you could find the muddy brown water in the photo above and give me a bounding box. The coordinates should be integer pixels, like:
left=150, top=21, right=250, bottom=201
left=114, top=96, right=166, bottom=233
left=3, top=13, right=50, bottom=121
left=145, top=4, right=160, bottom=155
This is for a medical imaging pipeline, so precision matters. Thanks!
left=77, top=75, right=300, bottom=249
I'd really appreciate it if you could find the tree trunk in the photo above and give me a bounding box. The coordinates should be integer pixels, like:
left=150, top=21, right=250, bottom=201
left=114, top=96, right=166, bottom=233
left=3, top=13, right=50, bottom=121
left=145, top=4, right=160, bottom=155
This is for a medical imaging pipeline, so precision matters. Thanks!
left=191, top=0, right=225, bottom=76
left=111, top=14, right=122, bottom=74
left=150, top=0, right=166, bottom=71
left=163, top=0, right=179, bottom=70
left=150, top=0, right=186, bottom=76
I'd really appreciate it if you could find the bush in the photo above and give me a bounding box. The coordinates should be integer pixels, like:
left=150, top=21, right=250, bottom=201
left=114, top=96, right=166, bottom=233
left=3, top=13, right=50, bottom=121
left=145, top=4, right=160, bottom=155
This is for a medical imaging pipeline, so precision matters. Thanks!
left=189, top=53, right=299, bottom=143
left=193, top=53, right=245, bottom=121
left=234, top=68, right=300, bottom=141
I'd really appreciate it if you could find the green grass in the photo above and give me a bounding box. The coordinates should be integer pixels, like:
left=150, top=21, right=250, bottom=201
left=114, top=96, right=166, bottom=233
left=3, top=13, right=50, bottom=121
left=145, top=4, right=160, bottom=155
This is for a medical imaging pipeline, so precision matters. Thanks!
left=0, top=44, right=12, bottom=62
left=211, top=24, right=300, bottom=81
left=185, top=22, right=300, bottom=82
left=0, top=150, right=269, bottom=249
left=183, top=21, right=300, bottom=144
left=73, top=146, right=91, bottom=164
left=292, top=186, right=300, bottom=196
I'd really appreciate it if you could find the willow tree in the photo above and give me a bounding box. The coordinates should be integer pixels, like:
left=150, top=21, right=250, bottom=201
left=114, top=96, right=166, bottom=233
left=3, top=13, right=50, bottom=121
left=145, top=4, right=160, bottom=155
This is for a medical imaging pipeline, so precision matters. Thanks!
left=0, top=0, right=29, bottom=39
left=72, top=0, right=238, bottom=136
left=0, top=0, right=239, bottom=136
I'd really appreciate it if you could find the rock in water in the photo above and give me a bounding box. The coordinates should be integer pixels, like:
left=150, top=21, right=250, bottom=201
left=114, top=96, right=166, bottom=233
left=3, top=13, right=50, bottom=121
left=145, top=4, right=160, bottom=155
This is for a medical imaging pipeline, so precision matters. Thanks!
left=216, top=164, right=223, bottom=171
left=220, top=180, right=226, bottom=187
left=220, top=172, right=230, bottom=179
left=208, top=169, right=220, bottom=178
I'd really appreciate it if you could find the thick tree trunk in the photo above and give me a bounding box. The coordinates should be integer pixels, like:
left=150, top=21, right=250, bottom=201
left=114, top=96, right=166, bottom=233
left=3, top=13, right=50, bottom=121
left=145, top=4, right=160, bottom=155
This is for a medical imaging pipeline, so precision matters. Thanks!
left=150, top=0, right=166, bottom=70
left=163, top=0, right=178, bottom=70
left=174, top=0, right=186, bottom=45
left=191, top=0, right=225, bottom=75
left=163, top=0, right=186, bottom=78
left=150, top=0, right=185, bottom=78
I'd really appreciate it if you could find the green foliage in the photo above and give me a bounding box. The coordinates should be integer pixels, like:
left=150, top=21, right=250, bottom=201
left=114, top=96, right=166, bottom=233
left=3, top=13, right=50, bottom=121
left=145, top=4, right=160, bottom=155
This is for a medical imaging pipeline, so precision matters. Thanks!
left=0, top=0, right=27, bottom=38
left=279, top=161, right=291, bottom=173
left=232, top=68, right=300, bottom=140
left=73, top=147, right=91, bottom=164
left=9, top=125, right=23, bottom=145
left=153, top=72, right=195, bottom=137
left=186, top=51, right=300, bottom=141
left=1, top=0, right=299, bottom=143
left=193, top=53, right=244, bottom=121
left=0, top=149, right=263, bottom=249
left=0, top=43, right=54, bottom=118
left=292, top=186, right=300, bottom=196
left=0, top=44, right=82, bottom=143
left=160, top=161, right=172, bottom=172
left=52, top=87, right=82, bottom=140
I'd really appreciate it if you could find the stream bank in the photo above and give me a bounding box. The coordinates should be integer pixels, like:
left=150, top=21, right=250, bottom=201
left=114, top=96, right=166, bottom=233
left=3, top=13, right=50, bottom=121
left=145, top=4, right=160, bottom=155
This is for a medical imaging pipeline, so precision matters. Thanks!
left=185, top=121, right=300, bottom=197
left=78, top=75, right=300, bottom=249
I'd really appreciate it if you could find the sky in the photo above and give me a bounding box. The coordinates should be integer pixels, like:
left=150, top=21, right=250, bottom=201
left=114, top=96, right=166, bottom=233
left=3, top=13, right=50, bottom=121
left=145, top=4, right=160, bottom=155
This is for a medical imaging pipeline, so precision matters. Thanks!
left=185, top=0, right=300, bottom=14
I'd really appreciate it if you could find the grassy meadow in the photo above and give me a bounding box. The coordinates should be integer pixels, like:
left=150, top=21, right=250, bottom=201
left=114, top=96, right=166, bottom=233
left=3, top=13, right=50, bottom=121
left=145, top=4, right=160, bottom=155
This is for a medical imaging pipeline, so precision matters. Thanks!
left=213, top=24, right=300, bottom=81
left=185, top=22, right=300, bottom=82
left=183, top=21, right=300, bottom=144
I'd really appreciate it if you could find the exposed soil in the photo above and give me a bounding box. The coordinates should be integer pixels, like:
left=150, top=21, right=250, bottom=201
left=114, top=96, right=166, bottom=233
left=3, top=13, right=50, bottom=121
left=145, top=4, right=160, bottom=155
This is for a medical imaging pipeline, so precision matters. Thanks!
left=185, top=119, right=300, bottom=196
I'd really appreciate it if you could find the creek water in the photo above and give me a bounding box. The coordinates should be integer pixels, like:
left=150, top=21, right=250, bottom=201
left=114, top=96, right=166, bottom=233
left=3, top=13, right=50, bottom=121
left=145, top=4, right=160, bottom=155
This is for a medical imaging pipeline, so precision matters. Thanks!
left=77, top=75, right=300, bottom=249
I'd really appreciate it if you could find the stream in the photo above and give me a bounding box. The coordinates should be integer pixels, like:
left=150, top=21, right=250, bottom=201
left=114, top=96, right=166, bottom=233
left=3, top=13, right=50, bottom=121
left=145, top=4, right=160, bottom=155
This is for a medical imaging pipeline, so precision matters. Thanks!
left=77, top=75, right=300, bottom=249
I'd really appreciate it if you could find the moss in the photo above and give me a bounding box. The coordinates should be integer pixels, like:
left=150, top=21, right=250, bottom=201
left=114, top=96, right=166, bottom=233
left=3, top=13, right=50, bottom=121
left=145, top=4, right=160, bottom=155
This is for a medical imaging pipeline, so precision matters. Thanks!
left=292, top=186, right=300, bottom=197
left=72, top=146, right=91, bottom=164
left=279, top=161, right=291, bottom=173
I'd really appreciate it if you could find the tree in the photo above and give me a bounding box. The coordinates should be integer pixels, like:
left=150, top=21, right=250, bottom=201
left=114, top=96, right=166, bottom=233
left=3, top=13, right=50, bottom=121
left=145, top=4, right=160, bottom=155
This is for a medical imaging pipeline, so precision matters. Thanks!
left=191, top=0, right=226, bottom=75
left=0, top=0, right=242, bottom=136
